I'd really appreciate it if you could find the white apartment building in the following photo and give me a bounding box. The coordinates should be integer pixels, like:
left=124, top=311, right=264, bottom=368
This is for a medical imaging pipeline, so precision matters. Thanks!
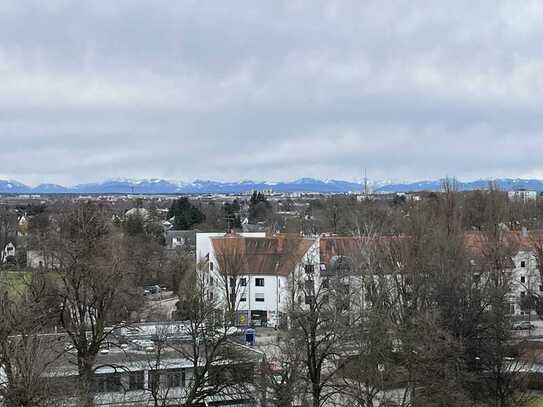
left=508, top=189, right=538, bottom=202
left=196, top=230, right=543, bottom=323
left=196, top=232, right=318, bottom=327
left=510, top=250, right=542, bottom=316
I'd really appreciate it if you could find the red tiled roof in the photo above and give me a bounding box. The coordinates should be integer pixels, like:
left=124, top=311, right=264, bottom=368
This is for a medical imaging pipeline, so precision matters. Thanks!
left=211, top=235, right=315, bottom=277
left=319, top=230, right=543, bottom=266
left=319, top=237, right=369, bottom=265
left=464, top=230, right=543, bottom=257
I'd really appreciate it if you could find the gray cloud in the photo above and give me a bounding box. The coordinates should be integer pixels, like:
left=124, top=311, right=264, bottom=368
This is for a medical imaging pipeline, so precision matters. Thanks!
left=1, top=0, right=543, bottom=185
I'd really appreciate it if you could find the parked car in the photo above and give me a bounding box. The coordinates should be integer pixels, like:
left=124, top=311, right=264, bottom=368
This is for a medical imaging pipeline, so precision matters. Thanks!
left=512, top=321, right=535, bottom=330
left=143, top=285, right=161, bottom=295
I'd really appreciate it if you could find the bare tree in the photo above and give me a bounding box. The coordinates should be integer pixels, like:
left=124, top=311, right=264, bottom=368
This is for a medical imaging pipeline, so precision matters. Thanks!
left=212, top=236, right=247, bottom=325
left=45, top=202, right=139, bottom=406
left=286, top=241, right=360, bottom=407
left=256, top=331, right=307, bottom=407
left=470, top=185, right=526, bottom=407
left=143, top=325, right=176, bottom=407
left=0, top=273, right=63, bottom=406
left=174, top=268, right=256, bottom=406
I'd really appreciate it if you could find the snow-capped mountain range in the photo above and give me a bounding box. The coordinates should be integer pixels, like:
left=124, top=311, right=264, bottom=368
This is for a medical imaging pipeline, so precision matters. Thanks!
left=1, top=178, right=543, bottom=194
left=0, top=178, right=364, bottom=194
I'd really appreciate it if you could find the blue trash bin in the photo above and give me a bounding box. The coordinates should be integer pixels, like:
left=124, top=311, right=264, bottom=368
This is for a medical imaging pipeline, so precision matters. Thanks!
left=245, top=328, right=256, bottom=346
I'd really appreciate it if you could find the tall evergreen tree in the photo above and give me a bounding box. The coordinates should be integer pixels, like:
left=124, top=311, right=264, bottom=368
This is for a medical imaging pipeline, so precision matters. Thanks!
left=168, top=198, right=205, bottom=230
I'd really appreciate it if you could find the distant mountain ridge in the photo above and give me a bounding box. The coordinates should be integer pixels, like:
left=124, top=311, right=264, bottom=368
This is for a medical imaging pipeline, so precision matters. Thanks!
left=374, top=178, right=543, bottom=193
left=0, top=178, right=363, bottom=194
left=2, top=178, right=543, bottom=194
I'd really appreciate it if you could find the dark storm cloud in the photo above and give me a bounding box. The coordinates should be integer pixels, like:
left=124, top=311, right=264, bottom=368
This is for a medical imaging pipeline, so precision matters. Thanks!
left=1, top=0, right=543, bottom=185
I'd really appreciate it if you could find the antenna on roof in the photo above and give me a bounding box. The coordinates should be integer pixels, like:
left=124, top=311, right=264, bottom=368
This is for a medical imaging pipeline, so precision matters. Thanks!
left=364, top=168, right=368, bottom=195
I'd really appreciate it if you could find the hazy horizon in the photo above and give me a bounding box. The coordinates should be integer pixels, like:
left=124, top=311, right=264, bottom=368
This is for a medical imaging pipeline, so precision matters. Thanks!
left=2, top=1, right=543, bottom=185
left=5, top=175, right=543, bottom=190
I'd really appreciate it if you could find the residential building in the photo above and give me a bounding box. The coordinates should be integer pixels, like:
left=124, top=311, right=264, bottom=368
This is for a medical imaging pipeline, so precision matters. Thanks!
left=165, top=230, right=197, bottom=251
left=2, top=242, right=15, bottom=263
left=197, top=232, right=318, bottom=327
left=197, top=229, right=543, bottom=324
left=508, top=189, right=537, bottom=202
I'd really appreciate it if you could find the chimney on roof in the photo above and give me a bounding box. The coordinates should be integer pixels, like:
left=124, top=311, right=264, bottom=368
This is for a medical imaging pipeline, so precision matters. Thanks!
left=522, top=226, right=528, bottom=238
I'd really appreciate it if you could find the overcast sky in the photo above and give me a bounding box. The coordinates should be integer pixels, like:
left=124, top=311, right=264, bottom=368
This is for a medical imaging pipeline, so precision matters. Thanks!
left=1, top=1, right=543, bottom=186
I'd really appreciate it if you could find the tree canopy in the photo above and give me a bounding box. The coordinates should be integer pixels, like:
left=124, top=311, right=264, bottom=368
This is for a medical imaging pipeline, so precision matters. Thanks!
left=168, top=198, right=205, bottom=230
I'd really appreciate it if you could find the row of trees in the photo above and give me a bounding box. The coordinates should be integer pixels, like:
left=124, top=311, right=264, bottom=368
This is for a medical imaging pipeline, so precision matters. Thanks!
left=256, top=184, right=535, bottom=407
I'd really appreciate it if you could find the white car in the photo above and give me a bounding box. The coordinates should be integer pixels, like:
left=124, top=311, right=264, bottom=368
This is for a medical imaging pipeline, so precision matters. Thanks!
left=511, top=321, right=535, bottom=330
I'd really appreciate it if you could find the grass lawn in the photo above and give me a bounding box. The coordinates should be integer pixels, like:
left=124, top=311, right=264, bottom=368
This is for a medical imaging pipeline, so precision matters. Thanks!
left=0, top=271, right=33, bottom=293
left=526, top=395, right=543, bottom=406
left=0, top=270, right=60, bottom=297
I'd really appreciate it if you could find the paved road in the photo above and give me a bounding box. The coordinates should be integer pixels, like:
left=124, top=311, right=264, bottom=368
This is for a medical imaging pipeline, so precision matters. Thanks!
left=140, top=291, right=179, bottom=321
left=512, top=318, right=543, bottom=339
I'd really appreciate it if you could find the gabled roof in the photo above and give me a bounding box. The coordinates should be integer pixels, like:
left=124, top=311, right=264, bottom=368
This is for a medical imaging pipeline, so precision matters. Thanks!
left=211, top=235, right=315, bottom=277
left=319, top=237, right=369, bottom=265
left=464, top=230, right=543, bottom=257
left=319, top=230, right=543, bottom=269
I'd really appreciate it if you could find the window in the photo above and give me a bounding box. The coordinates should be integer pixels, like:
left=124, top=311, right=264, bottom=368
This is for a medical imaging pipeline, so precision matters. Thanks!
left=208, top=291, right=214, bottom=300
left=304, top=295, right=313, bottom=305
left=229, top=277, right=236, bottom=287
left=304, top=280, right=314, bottom=296
left=304, top=264, right=315, bottom=274
left=539, top=285, right=543, bottom=292
left=255, top=293, right=265, bottom=302
left=255, top=278, right=264, bottom=287
left=129, top=371, right=144, bottom=391
left=521, top=276, right=526, bottom=284
left=107, top=374, right=121, bottom=392
left=521, top=291, right=526, bottom=298
left=92, top=376, right=106, bottom=393
left=521, top=261, right=526, bottom=268
left=167, top=372, right=180, bottom=388
left=336, top=284, right=350, bottom=312
left=166, top=369, right=185, bottom=388
left=240, top=278, right=247, bottom=286
left=240, top=294, right=247, bottom=302
left=209, top=276, right=214, bottom=286
left=210, top=262, right=214, bottom=271
left=93, top=374, right=121, bottom=393
left=321, top=278, right=329, bottom=289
